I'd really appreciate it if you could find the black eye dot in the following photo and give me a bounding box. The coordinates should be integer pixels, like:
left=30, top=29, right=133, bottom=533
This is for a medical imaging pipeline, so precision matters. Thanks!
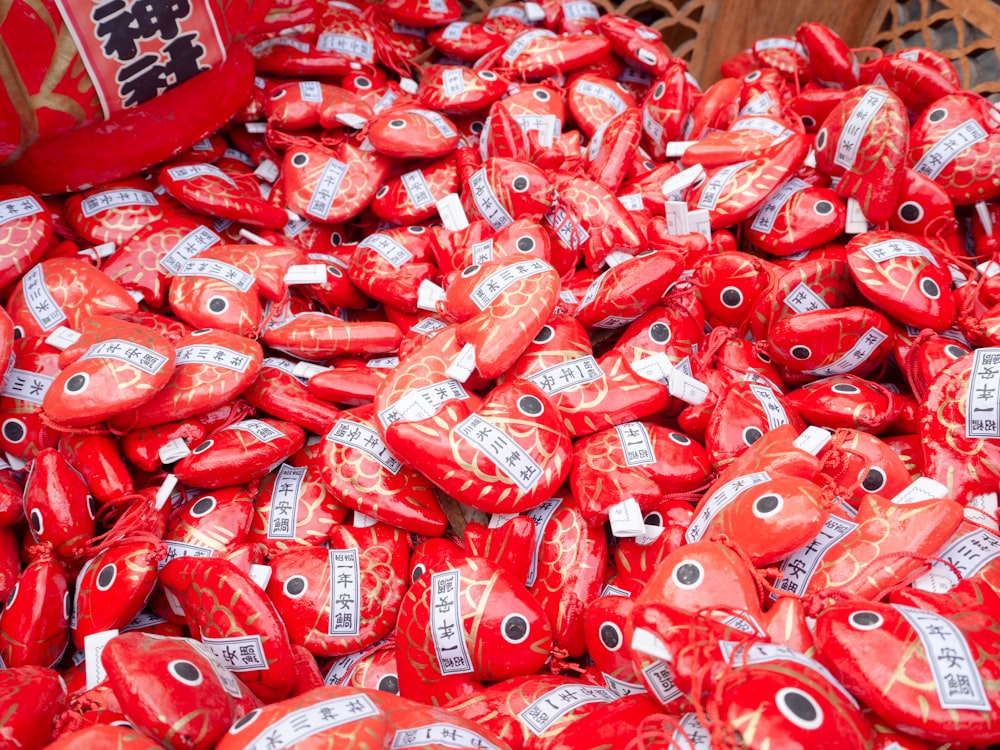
left=851, top=610, right=881, bottom=627
left=389, top=119, right=406, bottom=128
left=30, top=509, right=42, bottom=533
left=2, top=420, right=25, bottom=443
left=643, top=512, right=663, bottom=526
left=480, top=70, right=497, bottom=80
left=721, top=287, right=743, bottom=308
left=208, top=297, right=228, bottom=313
left=898, top=202, right=922, bottom=222
left=945, top=344, right=966, bottom=358
left=377, top=186, right=389, bottom=197
left=356, top=77, right=371, bottom=88
left=516, top=236, right=535, bottom=251
left=97, top=564, right=116, bottom=589
left=66, top=374, right=87, bottom=392
left=928, top=107, right=947, bottom=123
left=192, top=440, right=213, bottom=455
left=191, top=496, right=215, bottom=515
left=504, top=614, right=528, bottom=641
left=814, top=200, right=833, bottom=215
left=862, top=468, right=885, bottom=491
left=88, top=495, right=97, bottom=518
left=802, top=115, right=816, bottom=128
left=654, top=82, right=665, bottom=98
left=461, top=264, right=480, bottom=277
left=675, top=562, right=701, bottom=585
left=517, top=395, right=543, bottom=416
left=172, top=661, right=201, bottom=682
left=920, top=278, right=940, bottom=298
left=790, top=346, right=811, bottom=360
left=533, top=325, right=554, bottom=344
left=600, top=623, right=621, bottom=649
left=292, top=153, right=308, bottom=167
left=5, top=583, right=17, bottom=608
left=12, top=326, right=23, bottom=340
left=377, top=674, right=399, bottom=693
left=285, top=576, right=306, bottom=596
left=327, top=265, right=342, bottom=277
left=831, top=383, right=861, bottom=394
left=534, top=89, right=550, bottom=100
left=330, top=232, right=343, bottom=245
left=649, top=322, right=671, bottom=343
left=512, top=176, right=529, bottom=191
left=746, top=71, right=761, bottom=82
left=743, top=426, right=763, bottom=445
left=755, top=494, right=780, bottom=513
left=757, top=350, right=772, bottom=363
left=816, top=129, right=827, bottom=150
left=411, top=564, right=425, bottom=583
left=470, top=121, right=484, bottom=133
left=230, top=709, right=260, bottom=732
left=669, top=432, right=691, bottom=445
left=782, top=691, right=818, bottom=722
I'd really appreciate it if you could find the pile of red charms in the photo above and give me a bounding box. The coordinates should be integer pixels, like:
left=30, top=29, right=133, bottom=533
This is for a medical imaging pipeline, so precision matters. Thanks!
left=2, top=0, right=1000, bottom=748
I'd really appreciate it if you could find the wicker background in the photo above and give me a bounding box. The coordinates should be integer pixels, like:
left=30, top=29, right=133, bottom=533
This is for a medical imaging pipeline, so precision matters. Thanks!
left=467, top=0, right=1000, bottom=98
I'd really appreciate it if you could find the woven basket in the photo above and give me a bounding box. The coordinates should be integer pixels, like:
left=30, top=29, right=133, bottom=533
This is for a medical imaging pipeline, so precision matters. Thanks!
left=468, top=0, right=1000, bottom=98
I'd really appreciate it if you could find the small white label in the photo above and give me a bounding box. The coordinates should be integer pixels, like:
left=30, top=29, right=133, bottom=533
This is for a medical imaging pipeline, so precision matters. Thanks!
left=436, top=193, right=469, bottom=231
left=618, top=193, right=644, bottom=211
left=328, top=548, right=361, bottom=636
left=441, top=68, right=466, bottom=98
left=574, top=80, right=627, bottom=114
left=175, top=344, right=252, bottom=373
left=316, top=33, right=374, bottom=61
left=242, top=695, right=380, bottom=750
left=366, top=356, right=399, bottom=369
left=526, top=355, right=603, bottom=395
left=804, top=327, right=888, bottom=377
left=834, top=89, right=889, bottom=169
left=512, top=114, right=559, bottom=148
left=158, top=439, right=191, bottom=464
left=81, top=338, right=169, bottom=375
left=0, top=195, right=43, bottom=223
left=410, top=109, right=457, bottom=138
left=299, top=81, right=322, bottom=103
left=267, top=464, right=305, bottom=539
left=614, top=422, right=656, bottom=467
left=251, top=37, right=310, bottom=55
left=697, top=161, right=753, bottom=210
left=306, top=158, right=350, bottom=219
left=226, top=419, right=287, bottom=443
left=455, top=414, right=543, bottom=492
left=1, top=368, right=53, bottom=405
left=359, top=234, right=413, bottom=268
left=667, top=368, right=709, bottom=405
left=391, top=724, right=502, bottom=750
left=411, top=317, right=447, bottom=334
left=469, top=259, right=551, bottom=311
left=283, top=264, right=328, bottom=285
left=913, top=528, right=1000, bottom=593
left=161, top=540, right=214, bottom=567
left=609, top=497, right=646, bottom=537
left=738, top=91, right=774, bottom=117
left=771, top=514, right=858, bottom=597
left=642, top=107, right=664, bottom=143
left=468, top=168, right=514, bottom=230
left=913, top=119, right=988, bottom=180
left=517, top=684, right=616, bottom=735
left=966, top=348, right=1000, bottom=438
left=81, top=188, right=158, bottom=217
left=748, top=384, right=788, bottom=429
left=176, top=258, right=255, bottom=292
left=793, top=426, right=832, bottom=455
left=751, top=177, right=808, bottom=233
left=686, top=472, right=771, bottom=543
left=430, top=569, right=473, bottom=675
left=122, top=611, right=168, bottom=631
left=401, top=170, right=435, bottom=209
left=84, top=629, right=119, bottom=689
left=544, top=205, right=590, bottom=251
left=165, top=165, right=236, bottom=189
left=158, top=225, right=221, bottom=274
left=672, top=713, right=711, bottom=749
left=21, top=264, right=67, bottom=331
left=201, top=633, right=268, bottom=671
left=602, top=673, right=647, bottom=697
left=327, top=419, right=402, bottom=474
left=783, top=282, right=829, bottom=314
left=895, top=605, right=990, bottom=711
left=730, top=116, right=793, bottom=138
left=441, top=22, right=468, bottom=41
left=891, top=477, right=948, bottom=505
left=378, top=379, right=468, bottom=426
left=471, top=239, right=494, bottom=264
left=860, top=238, right=939, bottom=267
left=261, top=357, right=300, bottom=378
left=524, top=497, right=561, bottom=587
left=641, top=660, right=684, bottom=704
left=501, top=29, right=556, bottom=63
left=562, top=0, right=600, bottom=19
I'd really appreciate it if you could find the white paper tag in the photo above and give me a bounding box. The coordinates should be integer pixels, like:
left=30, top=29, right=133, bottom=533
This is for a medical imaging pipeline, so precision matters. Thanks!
left=267, top=464, right=306, bottom=539
left=468, top=168, right=514, bottom=230
left=305, top=158, right=349, bottom=219
left=80, top=338, right=169, bottom=375
left=834, top=89, right=888, bottom=169
left=640, top=659, right=684, bottom=704
left=501, top=29, right=555, bottom=63
left=783, top=282, right=830, bottom=314
left=241, top=695, right=380, bottom=750
left=609, top=497, right=646, bottom=537
left=0, top=195, right=43, bottom=223
left=792, top=426, right=832, bottom=455
left=299, top=80, right=322, bottom=103
left=175, top=344, right=253, bottom=373
left=913, top=119, right=988, bottom=180
left=248, top=564, right=272, bottom=589
left=574, top=79, right=627, bottom=114
left=430, top=569, right=474, bottom=674
left=400, top=169, right=435, bottom=209
left=159, top=225, right=221, bottom=274
left=85, top=629, right=119, bottom=689
left=200, top=633, right=268, bottom=672
left=661, top=165, right=705, bottom=198
left=748, top=383, right=788, bottom=429
left=328, top=548, right=361, bottom=636
left=378, top=379, right=468, bottom=426
left=21, top=264, right=67, bottom=331
left=614, top=422, right=656, bottom=467
left=440, top=67, right=466, bottom=98
left=668, top=368, right=709, bottom=405
left=316, top=33, right=373, bottom=60
left=891, top=477, right=949, bottom=505
left=1, top=367, right=54, bottom=405
left=526, top=356, right=603, bottom=395
left=166, top=164, right=236, bottom=188
left=283, top=264, right=328, bottom=285
left=664, top=201, right=689, bottom=235
left=391, top=724, right=503, bottom=750
left=440, top=21, right=468, bottom=41
left=697, top=161, right=754, bottom=210
left=81, top=188, right=158, bottom=217
left=686, top=472, right=771, bottom=543
left=469, top=259, right=551, bottom=310
left=327, top=419, right=403, bottom=474
left=226, top=419, right=287, bottom=443
left=455, top=414, right=543, bottom=492
left=771, top=514, right=858, bottom=598
left=860, top=237, right=939, bottom=267
left=522, top=498, right=561, bottom=587
left=517, top=684, right=615, bottom=735
left=671, top=713, right=711, bottom=749
left=176, top=258, right=255, bottom=291
left=358, top=233, right=413, bottom=269
left=436, top=193, right=469, bottom=231
left=804, top=327, right=888, bottom=377
left=895, top=605, right=990, bottom=711
left=446, top=342, right=477, bottom=382
left=751, top=177, right=808, bottom=233
left=158, top=438, right=192, bottom=464
left=914, top=527, right=1000, bottom=593
left=738, top=91, right=774, bottom=117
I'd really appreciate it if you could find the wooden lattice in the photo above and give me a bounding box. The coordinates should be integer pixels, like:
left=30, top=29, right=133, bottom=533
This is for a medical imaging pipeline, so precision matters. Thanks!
left=866, top=0, right=1000, bottom=99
